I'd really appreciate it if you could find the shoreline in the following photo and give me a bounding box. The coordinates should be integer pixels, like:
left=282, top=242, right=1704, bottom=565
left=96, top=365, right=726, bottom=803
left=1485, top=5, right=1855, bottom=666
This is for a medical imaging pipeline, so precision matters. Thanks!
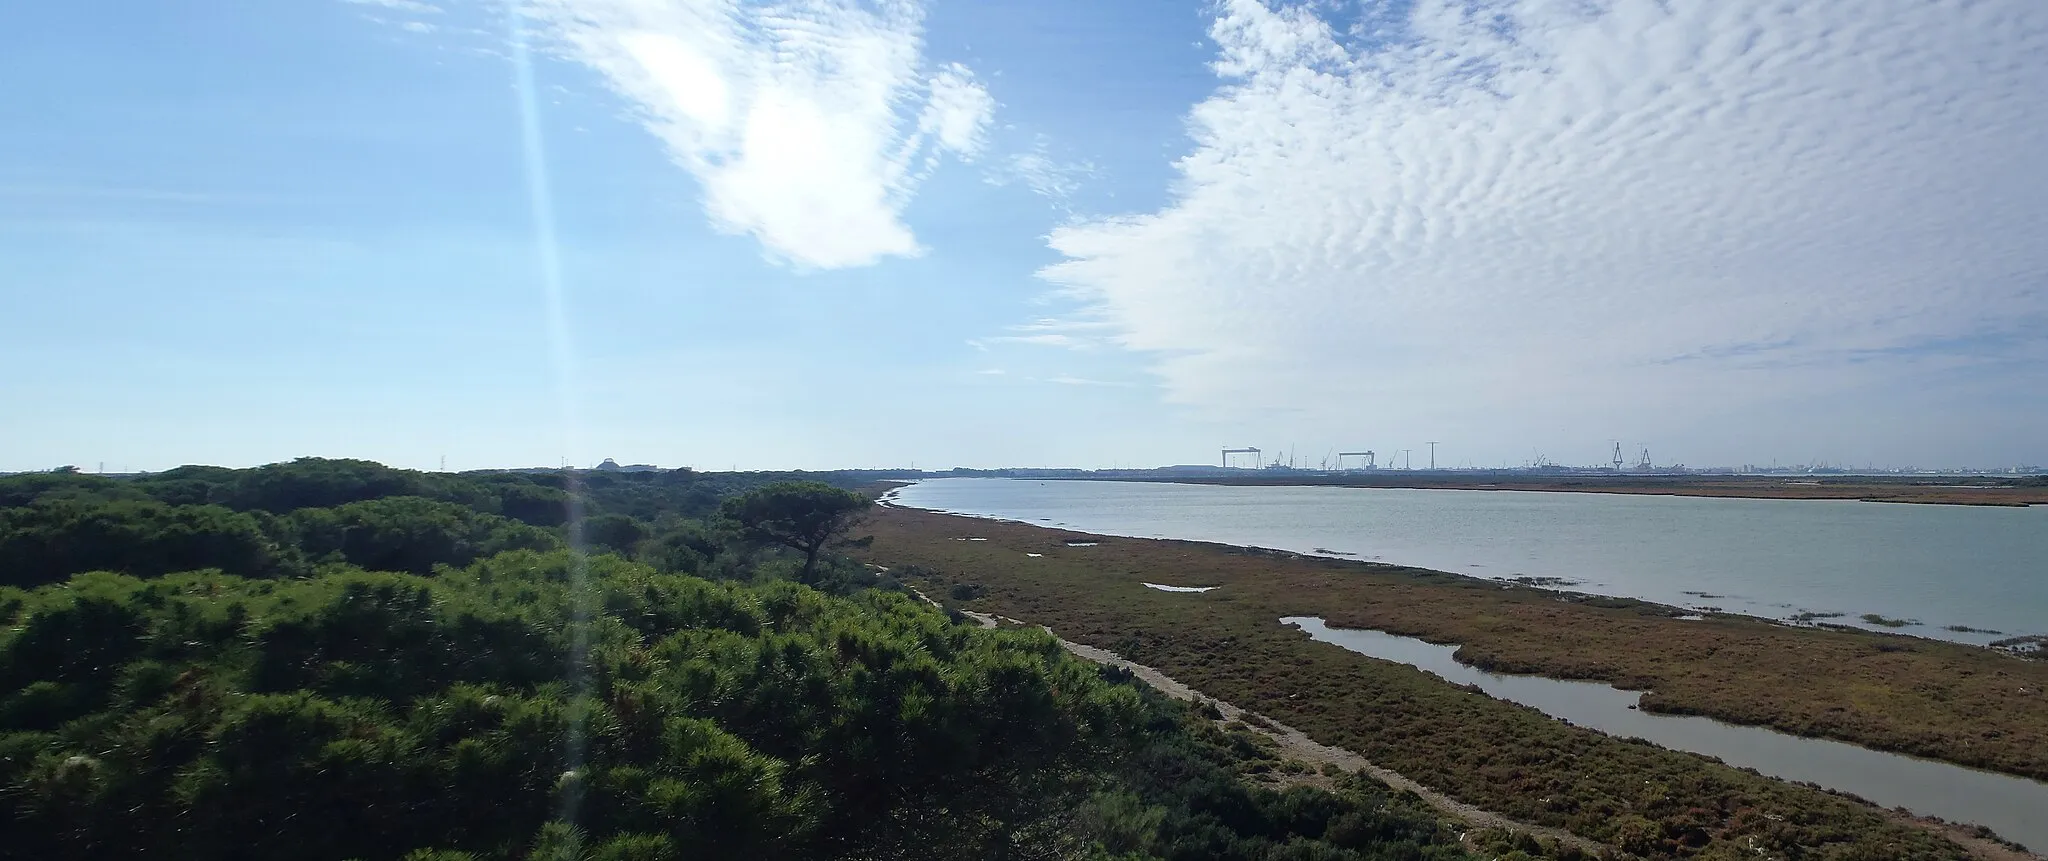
left=1281, top=614, right=2048, bottom=853
left=890, top=580, right=1611, bottom=855
left=943, top=597, right=2038, bottom=860
left=860, top=506, right=2048, bottom=858
left=878, top=492, right=2044, bottom=651
left=860, top=505, right=2048, bottom=782
left=1071, top=473, right=2048, bottom=507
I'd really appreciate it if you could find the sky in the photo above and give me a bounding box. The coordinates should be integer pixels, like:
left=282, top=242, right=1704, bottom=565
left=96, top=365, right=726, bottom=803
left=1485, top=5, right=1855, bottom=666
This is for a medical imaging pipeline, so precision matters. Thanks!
left=3, top=0, right=2045, bottom=473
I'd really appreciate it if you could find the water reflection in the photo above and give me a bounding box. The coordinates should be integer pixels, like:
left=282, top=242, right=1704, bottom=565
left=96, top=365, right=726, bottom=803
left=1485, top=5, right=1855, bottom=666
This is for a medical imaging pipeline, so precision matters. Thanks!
left=1283, top=616, right=2048, bottom=852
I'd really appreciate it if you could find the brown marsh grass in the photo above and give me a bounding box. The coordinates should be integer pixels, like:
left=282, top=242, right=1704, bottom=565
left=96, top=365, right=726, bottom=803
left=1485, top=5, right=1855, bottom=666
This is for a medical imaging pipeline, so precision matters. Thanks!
left=860, top=506, right=2048, bottom=858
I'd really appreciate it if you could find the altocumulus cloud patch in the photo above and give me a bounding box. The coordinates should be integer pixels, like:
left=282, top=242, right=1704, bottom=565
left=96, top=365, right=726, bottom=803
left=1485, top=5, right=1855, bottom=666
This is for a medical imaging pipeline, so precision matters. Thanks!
left=1037, top=0, right=2048, bottom=450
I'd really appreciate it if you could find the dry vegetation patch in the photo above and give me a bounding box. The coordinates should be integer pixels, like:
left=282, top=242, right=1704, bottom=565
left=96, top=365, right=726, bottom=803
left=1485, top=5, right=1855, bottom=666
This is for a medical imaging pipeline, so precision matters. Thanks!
left=861, top=507, right=2048, bottom=859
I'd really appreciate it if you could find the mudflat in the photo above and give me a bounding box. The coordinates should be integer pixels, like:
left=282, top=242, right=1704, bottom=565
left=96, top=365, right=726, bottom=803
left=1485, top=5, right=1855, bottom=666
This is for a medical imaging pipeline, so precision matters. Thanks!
left=861, top=505, right=2048, bottom=858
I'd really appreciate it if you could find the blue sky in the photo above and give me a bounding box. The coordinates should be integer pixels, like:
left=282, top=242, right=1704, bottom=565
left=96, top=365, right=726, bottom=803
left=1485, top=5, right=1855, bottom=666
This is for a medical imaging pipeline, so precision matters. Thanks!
left=4, top=0, right=2046, bottom=472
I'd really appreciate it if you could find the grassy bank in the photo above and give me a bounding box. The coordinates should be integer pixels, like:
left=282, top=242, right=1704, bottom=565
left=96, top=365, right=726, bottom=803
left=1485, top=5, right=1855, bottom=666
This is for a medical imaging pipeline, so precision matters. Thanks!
left=860, top=507, right=2045, bottom=858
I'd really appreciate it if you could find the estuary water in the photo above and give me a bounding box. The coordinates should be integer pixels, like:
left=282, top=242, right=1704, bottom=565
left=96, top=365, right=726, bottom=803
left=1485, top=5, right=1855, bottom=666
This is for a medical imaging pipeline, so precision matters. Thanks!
left=889, top=478, right=2048, bottom=645
left=1286, top=617, right=2048, bottom=851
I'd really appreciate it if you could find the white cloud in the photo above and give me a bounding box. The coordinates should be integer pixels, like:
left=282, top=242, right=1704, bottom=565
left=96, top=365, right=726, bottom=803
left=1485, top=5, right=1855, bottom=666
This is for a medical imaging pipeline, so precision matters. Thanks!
left=0, top=185, right=271, bottom=205
left=970, top=333, right=1088, bottom=350
left=986, top=135, right=1097, bottom=211
left=522, top=0, right=992, bottom=269
left=1042, top=375, right=1134, bottom=387
left=1037, top=0, right=2048, bottom=463
left=343, top=0, right=442, bottom=13
left=966, top=317, right=1117, bottom=352
left=919, top=63, right=994, bottom=156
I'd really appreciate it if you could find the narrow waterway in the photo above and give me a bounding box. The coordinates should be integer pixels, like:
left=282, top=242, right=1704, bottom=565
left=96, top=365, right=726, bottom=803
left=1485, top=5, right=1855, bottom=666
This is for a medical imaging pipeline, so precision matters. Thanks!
left=1283, top=616, right=2048, bottom=852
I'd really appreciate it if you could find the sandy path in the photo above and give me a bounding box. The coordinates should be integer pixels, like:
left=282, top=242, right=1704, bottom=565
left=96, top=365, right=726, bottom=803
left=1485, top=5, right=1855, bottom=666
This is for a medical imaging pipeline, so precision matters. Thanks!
left=898, top=577, right=2030, bottom=860
left=1041, top=617, right=2044, bottom=860
left=1037, top=618, right=2041, bottom=861
left=1044, top=626, right=1607, bottom=854
left=936, top=605, right=1604, bottom=853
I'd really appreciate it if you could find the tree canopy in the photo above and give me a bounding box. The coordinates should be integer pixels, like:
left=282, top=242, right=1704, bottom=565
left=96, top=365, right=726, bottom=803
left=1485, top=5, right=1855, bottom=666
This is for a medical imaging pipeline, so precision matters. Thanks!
left=0, top=498, right=293, bottom=587
left=0, top=459, right=1508, bottom=861
left=718, top=482, right=872, bottom=584
left=287, top=496, right=562, bottom=574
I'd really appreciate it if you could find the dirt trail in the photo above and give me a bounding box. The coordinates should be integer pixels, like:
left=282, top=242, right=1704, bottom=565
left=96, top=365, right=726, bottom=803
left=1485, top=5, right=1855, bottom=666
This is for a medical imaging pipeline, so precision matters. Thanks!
left=935, top=605, right=1601, bottom=852
left=1026, top=618, right=1607, bottom=854
left=1020, top=614, right=2042, bottom=861
left=894, top=576, right=2029, bottom=861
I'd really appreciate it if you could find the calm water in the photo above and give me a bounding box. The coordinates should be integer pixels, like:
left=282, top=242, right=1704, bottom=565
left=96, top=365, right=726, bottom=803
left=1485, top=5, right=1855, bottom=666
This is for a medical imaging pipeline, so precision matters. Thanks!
left=890, top=478, right=2048, bottom=644
left=1285, top=617, right=2048, bottom=850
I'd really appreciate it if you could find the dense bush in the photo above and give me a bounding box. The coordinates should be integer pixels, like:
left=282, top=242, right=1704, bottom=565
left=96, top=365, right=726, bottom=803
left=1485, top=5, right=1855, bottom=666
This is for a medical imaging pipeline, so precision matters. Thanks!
left=491, top=480, right=572, bottom=527
left=0, top=498, right=295, bottom=587
left=0, top=463, right=878, bottom=588
left=174, top=458, right=435, bottom=513
left=582, top=513, right=649, bottom=557
left=1080, top=715, right=1482, bottom=861
left=0, top=470, right=150, bottom=508
left=287, top=496, right=562, bottom=574
left=0, top=552, right=1475, bottom=860
left=0, top=554, right=1151, bottom=859
left=0, top=461, right=1498, bottom=860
